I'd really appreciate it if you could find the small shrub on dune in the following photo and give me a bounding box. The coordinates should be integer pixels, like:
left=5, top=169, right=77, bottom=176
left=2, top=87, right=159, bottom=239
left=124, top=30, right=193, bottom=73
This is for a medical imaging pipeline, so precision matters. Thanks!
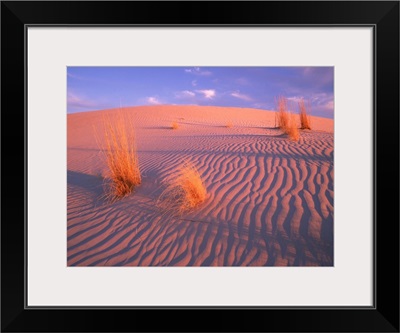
left=287, top=113, right=300, bottom=141
left=225, top=122, right=233, bottom=128
left=275, top=96, right=290, bottom=130
left=171, top=122, right=179, bottom=130
left=101, top=112, right=141, bottom=201
left=157, top=162, right=207, bottom=215
left=298, top=99, right=312, bottom=130
left=275, top=96, right=300, bottom=142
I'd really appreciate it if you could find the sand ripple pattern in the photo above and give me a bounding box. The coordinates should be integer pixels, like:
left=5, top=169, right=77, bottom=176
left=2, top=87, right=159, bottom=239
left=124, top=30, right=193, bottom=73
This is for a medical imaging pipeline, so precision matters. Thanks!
left=68, top=106, right=334, bottom=266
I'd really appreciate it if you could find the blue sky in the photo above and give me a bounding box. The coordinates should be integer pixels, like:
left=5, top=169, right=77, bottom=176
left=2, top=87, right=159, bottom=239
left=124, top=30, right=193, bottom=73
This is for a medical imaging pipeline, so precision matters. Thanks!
left=67, top=67, right=334, bottom=118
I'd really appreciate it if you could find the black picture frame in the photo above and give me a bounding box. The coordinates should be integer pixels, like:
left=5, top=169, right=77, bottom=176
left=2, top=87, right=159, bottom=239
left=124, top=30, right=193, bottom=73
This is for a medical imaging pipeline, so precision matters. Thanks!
left=2, top=1, right=399, bottom=332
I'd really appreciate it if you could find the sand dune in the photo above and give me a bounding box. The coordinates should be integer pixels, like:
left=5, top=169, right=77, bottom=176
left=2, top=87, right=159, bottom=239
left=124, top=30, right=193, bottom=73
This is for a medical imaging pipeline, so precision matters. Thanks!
left=67, top=105, right=333, bottom=266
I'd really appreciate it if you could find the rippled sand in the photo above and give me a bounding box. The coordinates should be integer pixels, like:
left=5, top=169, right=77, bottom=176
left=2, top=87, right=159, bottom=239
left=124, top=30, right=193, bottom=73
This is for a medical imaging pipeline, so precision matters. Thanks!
left=67, top=105, right=333, bottom=266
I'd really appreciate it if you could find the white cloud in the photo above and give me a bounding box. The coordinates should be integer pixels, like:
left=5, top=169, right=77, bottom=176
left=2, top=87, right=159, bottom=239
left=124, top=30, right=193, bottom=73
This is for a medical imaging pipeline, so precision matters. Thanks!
left=146, top=97, right=161, bottom=105
left=231, top=92, right=253, bottom=102
left=184, top=67, right=212, bottom=76
left=287, top=96, right=304, bottom=103
left=196, top=89, right=215, bottom=99
left=175, top=90, right=196, bottom=99
left=191, top=80, right=197, bottom=87
left=310, top=93, right=329, bottom=102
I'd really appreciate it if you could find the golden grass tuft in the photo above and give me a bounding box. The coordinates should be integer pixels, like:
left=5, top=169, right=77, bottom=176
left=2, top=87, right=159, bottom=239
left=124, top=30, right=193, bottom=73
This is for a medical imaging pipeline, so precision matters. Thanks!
left=287, top=113, right=300, bottom=141
left=225, top=122, right=233, bottom=128
left=275, top=96, right=290, bottom=130
left=275, top=96, right=300, bottom=142
left=171, top=122, right=179, bottom=130
left=157, top=162, right=207, bottom=215
left=99, top=112, right=141, bottom=201
left=298, top=99, right=312, bottom=130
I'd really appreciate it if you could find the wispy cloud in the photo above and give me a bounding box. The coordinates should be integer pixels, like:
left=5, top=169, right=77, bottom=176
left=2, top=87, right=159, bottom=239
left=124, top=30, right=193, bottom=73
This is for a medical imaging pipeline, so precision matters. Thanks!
left=146, top=96, right=161, bottom=105
left=321, top=100, right=334, bottom=111
left=287, top=93, right=334, bottom=115
left=191, top=80, right=197, bottom=87
left=67, top=72, right=84, bottom=80
left=67, top=92, right=97, bottom=109
left=311, top=93, right=334, bottom=113
left=175, top=90, right=196, bottom=99
left=231, top=92, right=253, bottom=102
left=184, top=67, right=212, bottom=76
left=67, top=71, right=108, bottom=84
left=287, top=96, right=304, bottom=103
left=196, top=89, right=216, bottom=99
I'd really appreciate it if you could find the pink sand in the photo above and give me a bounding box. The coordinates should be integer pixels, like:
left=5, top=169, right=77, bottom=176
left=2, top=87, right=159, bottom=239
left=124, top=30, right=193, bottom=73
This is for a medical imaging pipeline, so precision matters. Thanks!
left=67, top=105, right=333, bottom=266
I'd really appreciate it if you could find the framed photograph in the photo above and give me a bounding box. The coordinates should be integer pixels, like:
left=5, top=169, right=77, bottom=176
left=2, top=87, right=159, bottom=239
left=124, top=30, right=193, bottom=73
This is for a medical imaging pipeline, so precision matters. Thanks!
left=2, top=1, right=399, bottom=332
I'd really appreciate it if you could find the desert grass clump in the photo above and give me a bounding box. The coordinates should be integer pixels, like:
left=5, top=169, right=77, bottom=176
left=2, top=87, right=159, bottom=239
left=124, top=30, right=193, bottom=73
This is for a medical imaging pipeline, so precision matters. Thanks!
left=157, top=162, right=207, bottom=215
left=287, top=113, right=300, bottom=141
left=275, top=96, right=290, bottom=130
left=171, top=122, right=179, bottom=130
left=275, top=96, right=300, bottom=142
left=225, top=122, right=233, bottom=128
left=100, top=112, right=141, bottom=201
left=298, top=99, right=312, bottom=130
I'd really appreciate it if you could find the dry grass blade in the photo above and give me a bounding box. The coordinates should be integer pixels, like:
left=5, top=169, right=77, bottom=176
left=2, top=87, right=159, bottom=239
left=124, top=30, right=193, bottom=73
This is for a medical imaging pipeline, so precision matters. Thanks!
left=99, top=112, right=141, bottom=201
left=275, top=96, right=299, bottom=142
left=287, top=113, right=300, bottom=141
left=157, top=162, right=207, bottom=216
left=299, top=99, right=312, bottom=130
left=276, top=96, right=289, bottom=130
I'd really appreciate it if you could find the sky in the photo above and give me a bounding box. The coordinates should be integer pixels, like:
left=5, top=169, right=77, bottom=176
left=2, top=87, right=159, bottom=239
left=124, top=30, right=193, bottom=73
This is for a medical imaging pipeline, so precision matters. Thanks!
left=67, top=67, right=334, bottom=118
